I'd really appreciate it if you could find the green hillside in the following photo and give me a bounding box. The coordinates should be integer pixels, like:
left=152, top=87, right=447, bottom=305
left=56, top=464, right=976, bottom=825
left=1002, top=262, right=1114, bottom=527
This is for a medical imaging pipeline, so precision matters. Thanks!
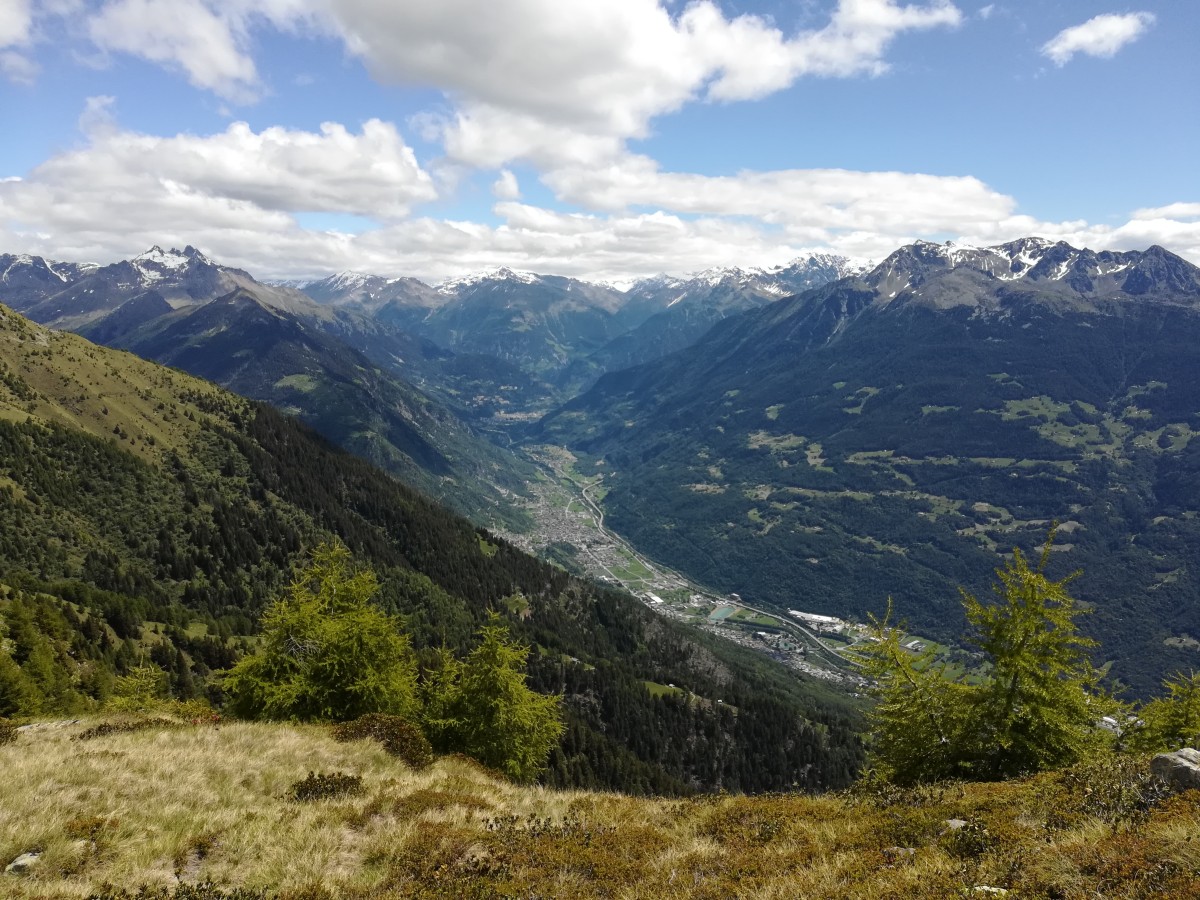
left=0, top=303, right=864, bottom=794
left=538, top=279, right=1200, bottom=695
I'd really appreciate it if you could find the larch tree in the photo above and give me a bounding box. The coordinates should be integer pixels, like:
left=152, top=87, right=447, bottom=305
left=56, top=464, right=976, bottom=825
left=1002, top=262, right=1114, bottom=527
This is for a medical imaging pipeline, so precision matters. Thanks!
left=865, top=528, right=1116, bottom=784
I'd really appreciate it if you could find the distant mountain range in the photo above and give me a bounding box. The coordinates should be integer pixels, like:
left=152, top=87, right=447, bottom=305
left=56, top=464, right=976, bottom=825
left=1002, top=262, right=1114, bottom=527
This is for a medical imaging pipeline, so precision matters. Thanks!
left=11, top=236, right=1200, bottom=693
left=1, top=246, right=864, bottom=443
left=0, top=248, right=536, bottom=523
left=538, top=238, right=1200, bottom=695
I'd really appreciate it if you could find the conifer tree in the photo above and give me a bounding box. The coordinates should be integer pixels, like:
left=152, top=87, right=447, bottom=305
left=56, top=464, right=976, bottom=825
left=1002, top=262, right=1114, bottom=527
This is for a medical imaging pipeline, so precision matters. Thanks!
left=1127, top=671, right=1200, bottom=752
left=224, top=543, right=419, bottom=722
left=422, top=613, right=564, bottom=782
left=865, top=529, right=1115, bottom=783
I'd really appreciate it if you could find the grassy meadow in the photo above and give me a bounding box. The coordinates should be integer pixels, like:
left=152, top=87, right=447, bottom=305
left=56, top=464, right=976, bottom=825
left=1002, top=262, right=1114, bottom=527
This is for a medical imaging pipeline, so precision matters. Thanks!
left=2, top=717, right=1198, bottom=898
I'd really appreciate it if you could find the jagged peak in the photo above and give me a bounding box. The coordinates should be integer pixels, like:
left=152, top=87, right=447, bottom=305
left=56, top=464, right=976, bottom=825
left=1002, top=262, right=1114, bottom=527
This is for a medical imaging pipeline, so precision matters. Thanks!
left=435, top=266, right=542, bottom=293
left=134, top=245, right=210, bottom=270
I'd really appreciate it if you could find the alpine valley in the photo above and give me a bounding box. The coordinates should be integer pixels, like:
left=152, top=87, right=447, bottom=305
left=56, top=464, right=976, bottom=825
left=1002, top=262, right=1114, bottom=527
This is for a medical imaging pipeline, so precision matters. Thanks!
left=4, top=237, right=1200, bottom=702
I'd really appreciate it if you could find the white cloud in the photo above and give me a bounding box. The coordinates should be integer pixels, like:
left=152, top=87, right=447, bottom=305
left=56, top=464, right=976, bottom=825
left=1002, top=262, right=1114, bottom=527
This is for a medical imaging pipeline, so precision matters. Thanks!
left=0, top=0, right=31, bottom=46
left=492, top=169, right=521, bottom=201
left=0, top=112, right=437, bottom=265
left=321, top=0, right=963, bottom=167
left=978, top=4, right=994, bottom=20
left=1133, top=202, right=1200, bottom=222
left=87, top=0, right=260, bottom=100
left=1041, top=12, right=1155, bottom=67
left=0, top=0, right=34, bottom=81
left=0, top=47, right=35, bottom=81
left=543, top=154, right=1014, bottom=239
left=5, top=115, right=1198, bottom=283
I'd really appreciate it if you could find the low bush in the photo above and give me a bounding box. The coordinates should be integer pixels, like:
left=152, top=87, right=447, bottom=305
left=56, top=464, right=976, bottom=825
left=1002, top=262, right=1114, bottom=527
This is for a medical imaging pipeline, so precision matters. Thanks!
left=0, top=719, right=16, bottom=746
left=287, top=771, right=364, bottom=802
left=87, top=884, right=268, bottom=900
left=332, top=713, right=432, bottom=770
left=74, top=718, right=181, bottom=742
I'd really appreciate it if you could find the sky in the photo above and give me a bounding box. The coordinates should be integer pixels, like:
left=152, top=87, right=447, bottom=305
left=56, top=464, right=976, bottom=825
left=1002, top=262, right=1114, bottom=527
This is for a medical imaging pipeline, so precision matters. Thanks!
left=1, top=0, right=1197, bottom=284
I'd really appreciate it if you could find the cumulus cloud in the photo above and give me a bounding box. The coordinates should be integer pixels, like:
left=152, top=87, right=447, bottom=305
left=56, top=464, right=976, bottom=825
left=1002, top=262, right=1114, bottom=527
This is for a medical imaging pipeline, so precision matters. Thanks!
left=1041, top=12, right=1155, bottom=67
left=543, top=154, right=1014, bottom=237
left=82, top=0, right=329, bottom=101
left=87, top=0, right=261, bottom=100
left=0, top=0, right=32, bottom=46
left=492, top=169, right=521, bottom=201
left=4, top=111, right=1198, bottom=283
left=320, top=0, right=963, bottom=167
left=0, top=110, right=437, bottom=268
left=0, top=0, right=34, bottom=81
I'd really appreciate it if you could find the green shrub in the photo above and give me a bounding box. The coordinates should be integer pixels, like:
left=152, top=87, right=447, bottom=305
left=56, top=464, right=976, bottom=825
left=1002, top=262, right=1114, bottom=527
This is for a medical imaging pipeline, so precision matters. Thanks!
left=1050, top=753, right=1171, bottom=829
left=287, top=771, right=364, bottom=802
left=0, top=719, right=16, bottom=746
left=332, top=713, right=433, bottom=769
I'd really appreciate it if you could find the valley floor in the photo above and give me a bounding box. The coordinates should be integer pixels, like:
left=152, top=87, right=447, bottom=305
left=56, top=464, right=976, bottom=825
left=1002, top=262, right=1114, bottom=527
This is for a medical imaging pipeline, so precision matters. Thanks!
left=3, top=718, right=1198, bottom=898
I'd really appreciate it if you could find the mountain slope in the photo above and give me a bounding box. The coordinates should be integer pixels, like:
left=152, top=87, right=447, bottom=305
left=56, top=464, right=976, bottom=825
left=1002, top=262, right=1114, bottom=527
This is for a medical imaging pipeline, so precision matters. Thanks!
left=418, top=268, right=628, bottom=382
left=537, top=240, right=1200, bottom=695
left=103, top=288, right=536, bottom=524
left=5, top=245, right=328, bottom=330
left=0, top=303, right=864, bottom=794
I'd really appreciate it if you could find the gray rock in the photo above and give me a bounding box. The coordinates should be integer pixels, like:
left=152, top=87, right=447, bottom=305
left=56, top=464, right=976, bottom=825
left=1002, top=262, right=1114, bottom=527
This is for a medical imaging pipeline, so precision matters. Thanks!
left=5, top=852, right=40, bottom=875
left=944, top=818, right=969, bottom=831
left=1150, top=747, right=1200, bottom=794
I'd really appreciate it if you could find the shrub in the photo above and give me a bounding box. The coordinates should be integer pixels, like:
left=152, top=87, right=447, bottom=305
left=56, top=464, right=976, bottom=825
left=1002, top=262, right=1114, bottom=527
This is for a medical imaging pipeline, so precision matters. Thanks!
left=332, top=713, right=433, bottom=769
left=1050, top=753, right=1171, bottom=829
left=74, top=717, right=181, bottom=741
left=287, top=771, right=364, bottom=802
left=0, top=718, right=16, bottom=746
left=87, top=883, right=267, bottom=899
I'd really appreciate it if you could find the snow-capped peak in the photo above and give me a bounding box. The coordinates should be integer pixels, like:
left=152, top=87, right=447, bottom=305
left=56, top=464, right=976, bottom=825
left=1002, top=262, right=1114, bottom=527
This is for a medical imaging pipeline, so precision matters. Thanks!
left=134, top=245, right=196, bottom=270
left=436, top=266, right=542, bottom=294
left=326, top=271, right=380, bottom=290
left=0, top=253, right=71, bottom=283
left=686, top=265, right=764, bottom=286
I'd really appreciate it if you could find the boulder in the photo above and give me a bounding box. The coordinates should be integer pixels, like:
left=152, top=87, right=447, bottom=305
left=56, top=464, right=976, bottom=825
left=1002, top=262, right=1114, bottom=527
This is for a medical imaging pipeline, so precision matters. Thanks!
left=4, top=851, right=40, bottom=875
left=1150, top=747, right=1200, bottom=794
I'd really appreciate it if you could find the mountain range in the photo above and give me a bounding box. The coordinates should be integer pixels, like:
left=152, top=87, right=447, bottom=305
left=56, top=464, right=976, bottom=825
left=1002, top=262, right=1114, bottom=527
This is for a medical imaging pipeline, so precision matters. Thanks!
left=7, top=237, right=1200, bottom=694
left=538, top=238, right=1200, bottom=694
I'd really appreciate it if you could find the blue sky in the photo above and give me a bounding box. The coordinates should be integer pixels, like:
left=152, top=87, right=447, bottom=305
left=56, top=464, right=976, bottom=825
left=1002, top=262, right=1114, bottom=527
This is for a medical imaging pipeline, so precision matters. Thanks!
left=1, top=1, right=1196, bottom=283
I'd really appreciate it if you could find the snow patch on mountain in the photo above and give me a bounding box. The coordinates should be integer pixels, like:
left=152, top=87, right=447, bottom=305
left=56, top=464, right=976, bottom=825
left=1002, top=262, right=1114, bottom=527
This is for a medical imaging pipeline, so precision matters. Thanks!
left=436, top=266, right=542, bottom=294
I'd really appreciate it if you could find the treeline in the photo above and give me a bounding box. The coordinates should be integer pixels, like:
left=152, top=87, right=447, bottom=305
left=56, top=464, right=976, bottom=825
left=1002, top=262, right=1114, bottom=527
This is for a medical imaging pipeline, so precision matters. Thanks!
left=0, top=404, right=865, bottom=794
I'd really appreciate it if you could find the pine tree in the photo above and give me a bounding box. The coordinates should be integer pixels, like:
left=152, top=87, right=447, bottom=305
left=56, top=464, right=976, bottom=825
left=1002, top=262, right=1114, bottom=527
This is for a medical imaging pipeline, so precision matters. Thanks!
left=1127, top=671, right=1200, bottom=752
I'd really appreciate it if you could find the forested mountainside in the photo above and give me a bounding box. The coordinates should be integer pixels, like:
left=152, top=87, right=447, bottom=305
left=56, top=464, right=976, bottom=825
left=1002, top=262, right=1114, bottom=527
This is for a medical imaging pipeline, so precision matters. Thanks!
left=0, top=304, right=864, bottom=794
left=537, top=240, right=1200, bottom=695
left=0, top=250, right=540, bottom=525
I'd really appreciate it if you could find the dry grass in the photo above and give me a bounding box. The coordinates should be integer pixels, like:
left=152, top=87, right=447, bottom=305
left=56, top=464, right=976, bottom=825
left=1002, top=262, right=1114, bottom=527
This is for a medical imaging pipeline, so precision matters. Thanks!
left=2, top=718, right=1198, bottom=898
